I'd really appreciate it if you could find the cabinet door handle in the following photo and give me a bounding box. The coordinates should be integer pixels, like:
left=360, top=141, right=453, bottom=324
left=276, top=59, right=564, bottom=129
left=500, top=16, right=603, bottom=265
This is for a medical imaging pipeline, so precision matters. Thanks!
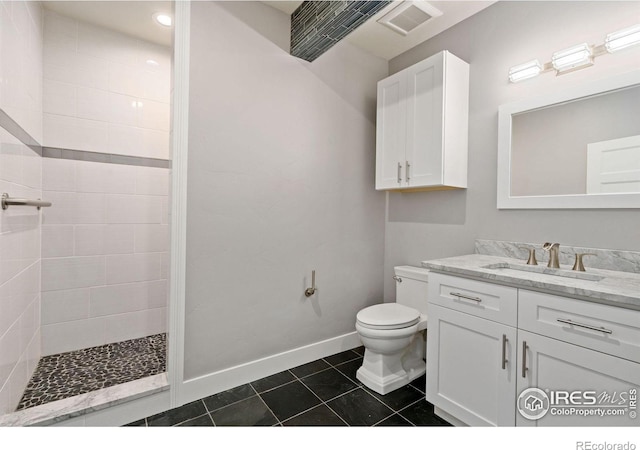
left=521, top=341, right=528, bottom=378
left=397, top=162, right=402, bottom=184
left=449, top=292, right=482, bottom=303
left=557, top=318, right=612, bottom=334
left=501, top=334, right=508, bottom=370
left=406, top=161, right=410, bottom=183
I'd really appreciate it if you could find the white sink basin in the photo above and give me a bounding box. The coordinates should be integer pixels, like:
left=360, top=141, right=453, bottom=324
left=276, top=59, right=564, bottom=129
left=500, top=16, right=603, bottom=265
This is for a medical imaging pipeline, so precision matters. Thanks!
left=482, top=263, right=604, bottom=282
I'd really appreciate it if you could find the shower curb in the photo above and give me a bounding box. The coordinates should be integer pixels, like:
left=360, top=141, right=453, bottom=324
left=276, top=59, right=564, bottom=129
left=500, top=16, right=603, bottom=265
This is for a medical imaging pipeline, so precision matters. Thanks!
left=0, top=373, right=168, bottom=427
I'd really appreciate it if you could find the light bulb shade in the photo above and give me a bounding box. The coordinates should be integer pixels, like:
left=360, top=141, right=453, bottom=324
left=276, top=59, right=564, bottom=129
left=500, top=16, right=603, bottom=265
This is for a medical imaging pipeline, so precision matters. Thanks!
left=509, top=59, right=542, bottom=83
left=552, top=43, right=593, bottom=73
left=605, top=24, right=640, bottom=53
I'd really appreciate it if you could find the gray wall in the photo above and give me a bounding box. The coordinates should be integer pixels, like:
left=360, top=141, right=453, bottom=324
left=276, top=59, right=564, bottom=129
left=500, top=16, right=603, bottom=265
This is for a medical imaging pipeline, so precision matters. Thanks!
left=384, top=1, right=640, bottom=301
left=511, top=85, right=640, bottom=196
left=184, top=2, right=387, bottom=379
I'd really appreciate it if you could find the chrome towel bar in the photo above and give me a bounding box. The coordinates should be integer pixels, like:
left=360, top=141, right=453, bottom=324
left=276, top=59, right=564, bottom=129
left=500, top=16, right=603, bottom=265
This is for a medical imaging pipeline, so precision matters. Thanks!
left=2, top=193, right=52, bottom=210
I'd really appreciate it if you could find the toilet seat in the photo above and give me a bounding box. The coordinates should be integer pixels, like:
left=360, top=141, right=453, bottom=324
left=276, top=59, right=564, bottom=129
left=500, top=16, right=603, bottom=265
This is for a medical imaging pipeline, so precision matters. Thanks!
left=356, top=303, right=420, bottom=330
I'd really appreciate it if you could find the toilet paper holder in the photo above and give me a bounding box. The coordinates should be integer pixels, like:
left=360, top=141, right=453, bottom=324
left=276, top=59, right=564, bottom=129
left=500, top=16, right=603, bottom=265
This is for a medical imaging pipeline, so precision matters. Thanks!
left=304, top=270, right=317, bottom=297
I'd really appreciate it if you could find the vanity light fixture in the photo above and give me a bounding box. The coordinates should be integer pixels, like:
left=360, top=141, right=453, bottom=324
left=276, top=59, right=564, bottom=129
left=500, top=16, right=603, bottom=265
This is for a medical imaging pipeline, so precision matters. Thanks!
left=508, top=23, right=640, bottom=83
left=153, top=12, right=173, bottom=27
left=605, top=24, right=640, bottom=53
left=551, top=43, right=593, bottom=73
left=508, top=59, right=543, bottom=83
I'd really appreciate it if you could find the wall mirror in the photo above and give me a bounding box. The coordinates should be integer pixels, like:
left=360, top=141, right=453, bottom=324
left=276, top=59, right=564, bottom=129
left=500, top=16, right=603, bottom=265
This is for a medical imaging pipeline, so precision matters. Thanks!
left=497, top=70, right=640, bottom=209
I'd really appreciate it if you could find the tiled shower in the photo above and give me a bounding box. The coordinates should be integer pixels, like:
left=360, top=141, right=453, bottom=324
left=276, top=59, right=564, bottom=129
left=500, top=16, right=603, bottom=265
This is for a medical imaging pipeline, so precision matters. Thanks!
left=0, top=1, right=171, bottom=415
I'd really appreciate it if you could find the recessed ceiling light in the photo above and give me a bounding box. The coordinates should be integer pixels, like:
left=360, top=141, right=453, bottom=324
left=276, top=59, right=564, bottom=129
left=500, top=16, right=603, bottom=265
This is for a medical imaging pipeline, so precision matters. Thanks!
left=153, top=12, right=173, bottom=27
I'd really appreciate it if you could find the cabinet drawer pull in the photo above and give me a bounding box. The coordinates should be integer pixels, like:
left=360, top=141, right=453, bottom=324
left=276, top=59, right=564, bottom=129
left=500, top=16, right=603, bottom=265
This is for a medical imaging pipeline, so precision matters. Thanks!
left=557, top=318, right=613, bottom=335
left=501, top=334, right=508, bottom=370
left=397, top=162, right=402, bottom=184
left=522, top=341, right=528, bottom=378
left=449, top=292, right=482, bottom=303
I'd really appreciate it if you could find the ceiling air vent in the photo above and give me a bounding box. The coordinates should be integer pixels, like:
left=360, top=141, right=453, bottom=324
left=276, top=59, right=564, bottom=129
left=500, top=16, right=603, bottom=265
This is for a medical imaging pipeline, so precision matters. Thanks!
left=378, top=1, right=443, bottom=36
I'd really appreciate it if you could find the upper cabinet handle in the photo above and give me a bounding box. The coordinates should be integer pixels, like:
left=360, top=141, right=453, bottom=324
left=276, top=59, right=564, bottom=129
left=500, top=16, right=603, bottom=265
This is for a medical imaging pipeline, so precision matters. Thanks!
left=406, top=161, right=410, bottom=183
left=397, top=162, right=402, bottom=184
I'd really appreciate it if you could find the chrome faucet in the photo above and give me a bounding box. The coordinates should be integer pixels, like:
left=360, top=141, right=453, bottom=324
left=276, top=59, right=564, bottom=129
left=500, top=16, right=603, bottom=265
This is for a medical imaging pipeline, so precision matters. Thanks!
left=542, top=242, right=560, bottom=269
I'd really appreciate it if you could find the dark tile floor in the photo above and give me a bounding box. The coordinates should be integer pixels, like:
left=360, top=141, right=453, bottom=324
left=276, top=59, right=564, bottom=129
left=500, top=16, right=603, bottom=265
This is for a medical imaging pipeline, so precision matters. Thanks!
left=126, top=346, right=451, bottom=427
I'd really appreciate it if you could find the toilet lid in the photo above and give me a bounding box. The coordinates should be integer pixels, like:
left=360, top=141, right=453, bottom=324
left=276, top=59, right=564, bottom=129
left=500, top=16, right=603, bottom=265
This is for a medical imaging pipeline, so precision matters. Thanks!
left=356, top=304, right=420, bottom=330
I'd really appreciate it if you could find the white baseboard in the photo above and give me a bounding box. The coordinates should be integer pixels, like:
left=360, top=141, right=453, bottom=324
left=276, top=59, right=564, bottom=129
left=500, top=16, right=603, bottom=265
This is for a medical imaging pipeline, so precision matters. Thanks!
left=180, top=331, right=362, bottom=405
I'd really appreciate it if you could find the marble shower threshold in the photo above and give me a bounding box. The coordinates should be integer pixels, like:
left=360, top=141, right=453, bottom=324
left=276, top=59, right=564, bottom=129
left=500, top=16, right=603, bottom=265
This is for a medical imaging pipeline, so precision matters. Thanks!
left=0, top=373, right=168, bottom=426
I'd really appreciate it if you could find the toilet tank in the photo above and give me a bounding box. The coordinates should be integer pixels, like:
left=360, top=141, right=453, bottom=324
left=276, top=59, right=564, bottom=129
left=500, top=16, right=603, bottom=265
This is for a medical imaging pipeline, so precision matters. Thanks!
left=394, top=266, right=429, bottom=315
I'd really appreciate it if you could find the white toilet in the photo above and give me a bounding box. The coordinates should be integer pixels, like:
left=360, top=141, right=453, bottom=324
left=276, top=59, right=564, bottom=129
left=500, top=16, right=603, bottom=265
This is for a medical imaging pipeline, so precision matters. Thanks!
left=355, top=266, right=428, bottom=395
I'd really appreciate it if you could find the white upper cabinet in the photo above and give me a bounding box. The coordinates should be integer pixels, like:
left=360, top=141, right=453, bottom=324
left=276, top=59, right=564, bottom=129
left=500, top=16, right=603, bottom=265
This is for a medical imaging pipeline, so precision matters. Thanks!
left=375, top=50, right=470, bottom=191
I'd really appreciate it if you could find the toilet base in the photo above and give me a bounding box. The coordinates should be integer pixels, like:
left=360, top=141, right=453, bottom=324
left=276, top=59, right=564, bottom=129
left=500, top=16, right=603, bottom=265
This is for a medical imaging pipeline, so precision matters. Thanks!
left=356, top=331, right=426, bottom=395
left=356, top=357, right=425, bottom=395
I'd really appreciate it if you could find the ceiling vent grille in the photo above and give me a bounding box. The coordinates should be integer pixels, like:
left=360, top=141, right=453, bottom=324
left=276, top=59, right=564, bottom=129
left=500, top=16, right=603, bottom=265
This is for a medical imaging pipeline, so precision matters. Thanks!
left=378, top=1, right=443, bottom=36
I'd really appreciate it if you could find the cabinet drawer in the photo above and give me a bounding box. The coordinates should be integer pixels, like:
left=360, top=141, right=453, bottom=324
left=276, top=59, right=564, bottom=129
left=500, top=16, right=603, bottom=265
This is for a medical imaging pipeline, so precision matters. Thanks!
left=519, top=289, right=640, bottom=362
left=428, top=273, right=517, bottom=326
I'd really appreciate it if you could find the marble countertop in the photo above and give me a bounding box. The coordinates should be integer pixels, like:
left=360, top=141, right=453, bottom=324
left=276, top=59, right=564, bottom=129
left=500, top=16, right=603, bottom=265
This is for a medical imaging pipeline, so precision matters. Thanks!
left=422, top=253, right=640, bottom=310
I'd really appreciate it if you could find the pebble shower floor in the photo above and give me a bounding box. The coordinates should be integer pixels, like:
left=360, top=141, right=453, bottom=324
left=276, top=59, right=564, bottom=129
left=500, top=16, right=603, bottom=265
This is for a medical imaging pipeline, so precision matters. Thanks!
left=17, top=334, right=166, bottom=410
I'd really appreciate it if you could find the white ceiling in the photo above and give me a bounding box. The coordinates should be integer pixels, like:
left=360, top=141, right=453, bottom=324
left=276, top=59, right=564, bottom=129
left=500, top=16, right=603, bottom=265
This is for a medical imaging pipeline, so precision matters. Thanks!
left=42, top=1, right=173, bottom=47
left=41, top=1, right=495, bottom=59
left=262, top=1, right=302, bottom=15
left=264, top=0, right=496, bottom=60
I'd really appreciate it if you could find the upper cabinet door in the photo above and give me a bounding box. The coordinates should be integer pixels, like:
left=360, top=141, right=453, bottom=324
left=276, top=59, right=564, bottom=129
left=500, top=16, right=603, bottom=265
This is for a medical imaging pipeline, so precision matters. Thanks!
left=374, top=51, right=469, bottom=191
left=376, top=72, right=407, bottom=190
left=405, top=53, right=445, bottom=187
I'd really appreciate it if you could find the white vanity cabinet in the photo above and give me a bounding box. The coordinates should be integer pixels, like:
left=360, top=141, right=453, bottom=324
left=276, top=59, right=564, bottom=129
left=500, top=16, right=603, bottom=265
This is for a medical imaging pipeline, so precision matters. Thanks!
left=517, top=290, right=640, bottom=427
left=516, top=330, right=640, bottom=427
left=375, top=50, right=469, bottom=191
left=427, top=304, right=517, bottom=426
left=426, top=272, right=640, bottom=427
left=426, top=274, right=518, bottom=426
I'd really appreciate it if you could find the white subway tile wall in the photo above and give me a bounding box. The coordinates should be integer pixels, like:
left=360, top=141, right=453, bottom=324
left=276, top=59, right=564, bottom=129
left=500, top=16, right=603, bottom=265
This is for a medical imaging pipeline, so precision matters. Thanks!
left=41, top=159, right=170, bottom=356
left=0, top=0, right=43, bottom=143
left=0, top=3, right=171, bottom=413
left=0, top=0, right=43, bottom=415
left=0, top=127, right=42, bottom=414
left=42, top=10, right=171, bottom=159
